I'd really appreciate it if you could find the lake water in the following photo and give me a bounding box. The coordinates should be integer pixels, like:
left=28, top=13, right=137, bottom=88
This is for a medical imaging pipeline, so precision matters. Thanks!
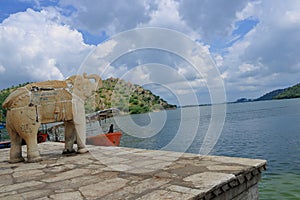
left=118, top=98, right=300, bottom=199
left=1, top=98, right=299, bottom=199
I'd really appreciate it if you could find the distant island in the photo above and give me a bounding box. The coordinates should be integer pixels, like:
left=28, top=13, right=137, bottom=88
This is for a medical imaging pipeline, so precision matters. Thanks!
left=235, top=82, right=300, bottom=103
left=0, top=77, right=176, bottom=120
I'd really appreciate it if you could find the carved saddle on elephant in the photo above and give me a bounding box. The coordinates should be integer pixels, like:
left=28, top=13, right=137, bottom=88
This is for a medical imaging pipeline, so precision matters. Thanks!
left=3, top=80, right=74, bottom=124
left=2, top=73, right=102, bottom=163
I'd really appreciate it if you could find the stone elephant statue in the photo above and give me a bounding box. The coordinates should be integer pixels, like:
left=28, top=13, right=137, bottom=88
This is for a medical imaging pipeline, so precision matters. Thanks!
left=2, top=73, right=102, bottom=163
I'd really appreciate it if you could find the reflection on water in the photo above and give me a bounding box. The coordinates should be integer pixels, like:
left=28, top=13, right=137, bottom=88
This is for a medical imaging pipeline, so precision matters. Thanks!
left=120, top=98, right=300, bottom=199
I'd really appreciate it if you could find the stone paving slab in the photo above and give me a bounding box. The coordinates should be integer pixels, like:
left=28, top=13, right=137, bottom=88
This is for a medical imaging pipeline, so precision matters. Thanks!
left=0, top=142, right=266, bottom=200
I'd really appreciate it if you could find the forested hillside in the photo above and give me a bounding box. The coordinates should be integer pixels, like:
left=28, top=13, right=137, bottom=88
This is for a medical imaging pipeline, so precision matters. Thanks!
left=254, top=89, right=286, bottom=101
left=0, top=82, right=32, bottom=121
left=0, top=78, right=176, bottom=120
left=274, top=83, right=300, bottom=99
left=89, top=77, right=176, bottom=114
left=234, top=82, right=300, bottom=103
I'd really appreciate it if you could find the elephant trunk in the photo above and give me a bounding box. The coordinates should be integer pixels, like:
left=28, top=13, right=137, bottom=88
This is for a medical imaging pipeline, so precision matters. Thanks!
left=83, top=73, right=102, bottom=88
left=66, top=75, right=81, bottom=86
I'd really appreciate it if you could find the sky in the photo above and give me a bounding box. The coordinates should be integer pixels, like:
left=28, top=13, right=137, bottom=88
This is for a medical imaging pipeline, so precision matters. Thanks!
left=0, top=0, right=300, bottom=105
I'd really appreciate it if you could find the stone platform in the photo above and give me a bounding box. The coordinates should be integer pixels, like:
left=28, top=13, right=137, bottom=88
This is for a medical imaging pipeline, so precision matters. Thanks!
left=0, top=142, right=266, bottom=200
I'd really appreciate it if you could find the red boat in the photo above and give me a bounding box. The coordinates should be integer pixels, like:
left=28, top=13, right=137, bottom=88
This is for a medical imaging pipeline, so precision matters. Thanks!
left=37, top=132, right=49, bottom=143
left=45, top=108, right=122, bottom=147
left=86, top=131, right=122, bottom=146
left=85, top=108, right=122, bottom=146
left=0, top=132, right=48, bottom=149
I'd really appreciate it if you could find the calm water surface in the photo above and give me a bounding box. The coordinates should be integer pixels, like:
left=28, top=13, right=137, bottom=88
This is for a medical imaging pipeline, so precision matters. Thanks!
left=119, top=98, right=300, bottom=199
left=1, top=98, right=299, bottom=199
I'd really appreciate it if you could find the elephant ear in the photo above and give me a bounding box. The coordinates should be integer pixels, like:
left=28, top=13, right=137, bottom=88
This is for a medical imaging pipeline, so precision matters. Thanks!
left=66, top=75, right=85, bottom=98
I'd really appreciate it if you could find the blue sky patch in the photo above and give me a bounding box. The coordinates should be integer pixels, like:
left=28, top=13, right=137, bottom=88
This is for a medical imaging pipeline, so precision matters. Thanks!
left=80, top=30, right=109, bottom=45
left=233, top=17, right=259, bottom=39
left=0, top=0, right=34, bottom=22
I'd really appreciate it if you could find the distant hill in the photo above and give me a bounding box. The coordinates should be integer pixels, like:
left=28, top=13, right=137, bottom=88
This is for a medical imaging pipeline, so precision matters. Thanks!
left=87, top=77, right=176, bottom=114
left=234, top=82, right=300, bottom=103
left=254, top=89, right=286, bottom=101
left=234, top=98, right=253, bottom=103
left=274, top=83, right=300, bottom=99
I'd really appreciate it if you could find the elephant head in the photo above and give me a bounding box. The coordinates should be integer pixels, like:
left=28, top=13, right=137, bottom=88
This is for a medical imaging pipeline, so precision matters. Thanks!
left=66, top=73, right=102, bottom=100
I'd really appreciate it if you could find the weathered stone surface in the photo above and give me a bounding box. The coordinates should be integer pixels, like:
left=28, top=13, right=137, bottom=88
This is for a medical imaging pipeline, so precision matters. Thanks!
left=0, top=174, right=13, bottom=186
left=47, top=172, right=119, bottom=191
left=167, top=185, right=203, bottom=195
left=216, top=184, right=259, bottom=200
left=207, top=165, right=246, bottom=172
left=14, top=163, right=47, bottom=172
left=0, top=180, right=45, bottom=193
left=35, top=197, right=51, bottom=200
left=168, top=164, right=207, bottom=178
left=102, top=177, right=171, bottom=200
left=206, top=156, right=266, bottom=168
left=184, top=172, right=235, bottom=189
left=237, top=174, right=246, bottom=184
left=103, top=163, right=133, bottom=171
left=0, top=191, right=18, bottom=198
left=136, top=189, right=194, bottom=200
left=0, top=142, right=266, bottom=200
left=229, top=179, right=239, bottom=188
left=221, top=183, right=230, bottom=192
left=50, top=191, right=83, bottom=200
left=41, top=168, right=90, bottom=183
left=7, top=189, right=52, bottom=200
left=54, top=188, right=75, bottom=193
left=126, top=177, right=170, bottom=194
left=43, top=164, right=76, bottom=173
left=79, top=178, right=129, bottom=199
left=0, top=168, right=13, bottom=175
left=13, top=169, right=45, bottom=182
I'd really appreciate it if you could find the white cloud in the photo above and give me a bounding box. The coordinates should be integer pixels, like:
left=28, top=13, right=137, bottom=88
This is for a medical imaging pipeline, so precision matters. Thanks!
left=59, top=0, right=152, bottom=35
left=0, top=8, right=93, bottom=89
left=147, top=0, right=182, bottom=28
left=221, top=0, right=300, bottom=101
left=1, top=0, right=299, bottom=103
left=142, top=0, right=199, bottom=39
left=59, top=0, right=200, bottom=40
left=0, top=64, right=5, bottom=73
left=178, top=0, right=249, bottom=42
left=238, top=63, right=259, bottom=74
left=213, top=54, right=224, bottom=68
left=236, top=1, right=260, bottom=21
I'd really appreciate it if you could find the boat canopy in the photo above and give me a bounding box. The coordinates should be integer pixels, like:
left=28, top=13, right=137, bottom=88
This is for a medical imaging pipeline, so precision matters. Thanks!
left=86, top=108, right=120, bottom=122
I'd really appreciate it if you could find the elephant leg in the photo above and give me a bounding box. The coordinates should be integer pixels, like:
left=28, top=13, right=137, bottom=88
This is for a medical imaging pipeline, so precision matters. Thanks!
left=63, top=121, right=76, bottom=154
left=72, top=99, right=88, bottom=154
left=7, top=126, right=24, bottom=163
left=23, top=124, right=42, bottom=163
left=74, top=123, right=88, bottom=154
